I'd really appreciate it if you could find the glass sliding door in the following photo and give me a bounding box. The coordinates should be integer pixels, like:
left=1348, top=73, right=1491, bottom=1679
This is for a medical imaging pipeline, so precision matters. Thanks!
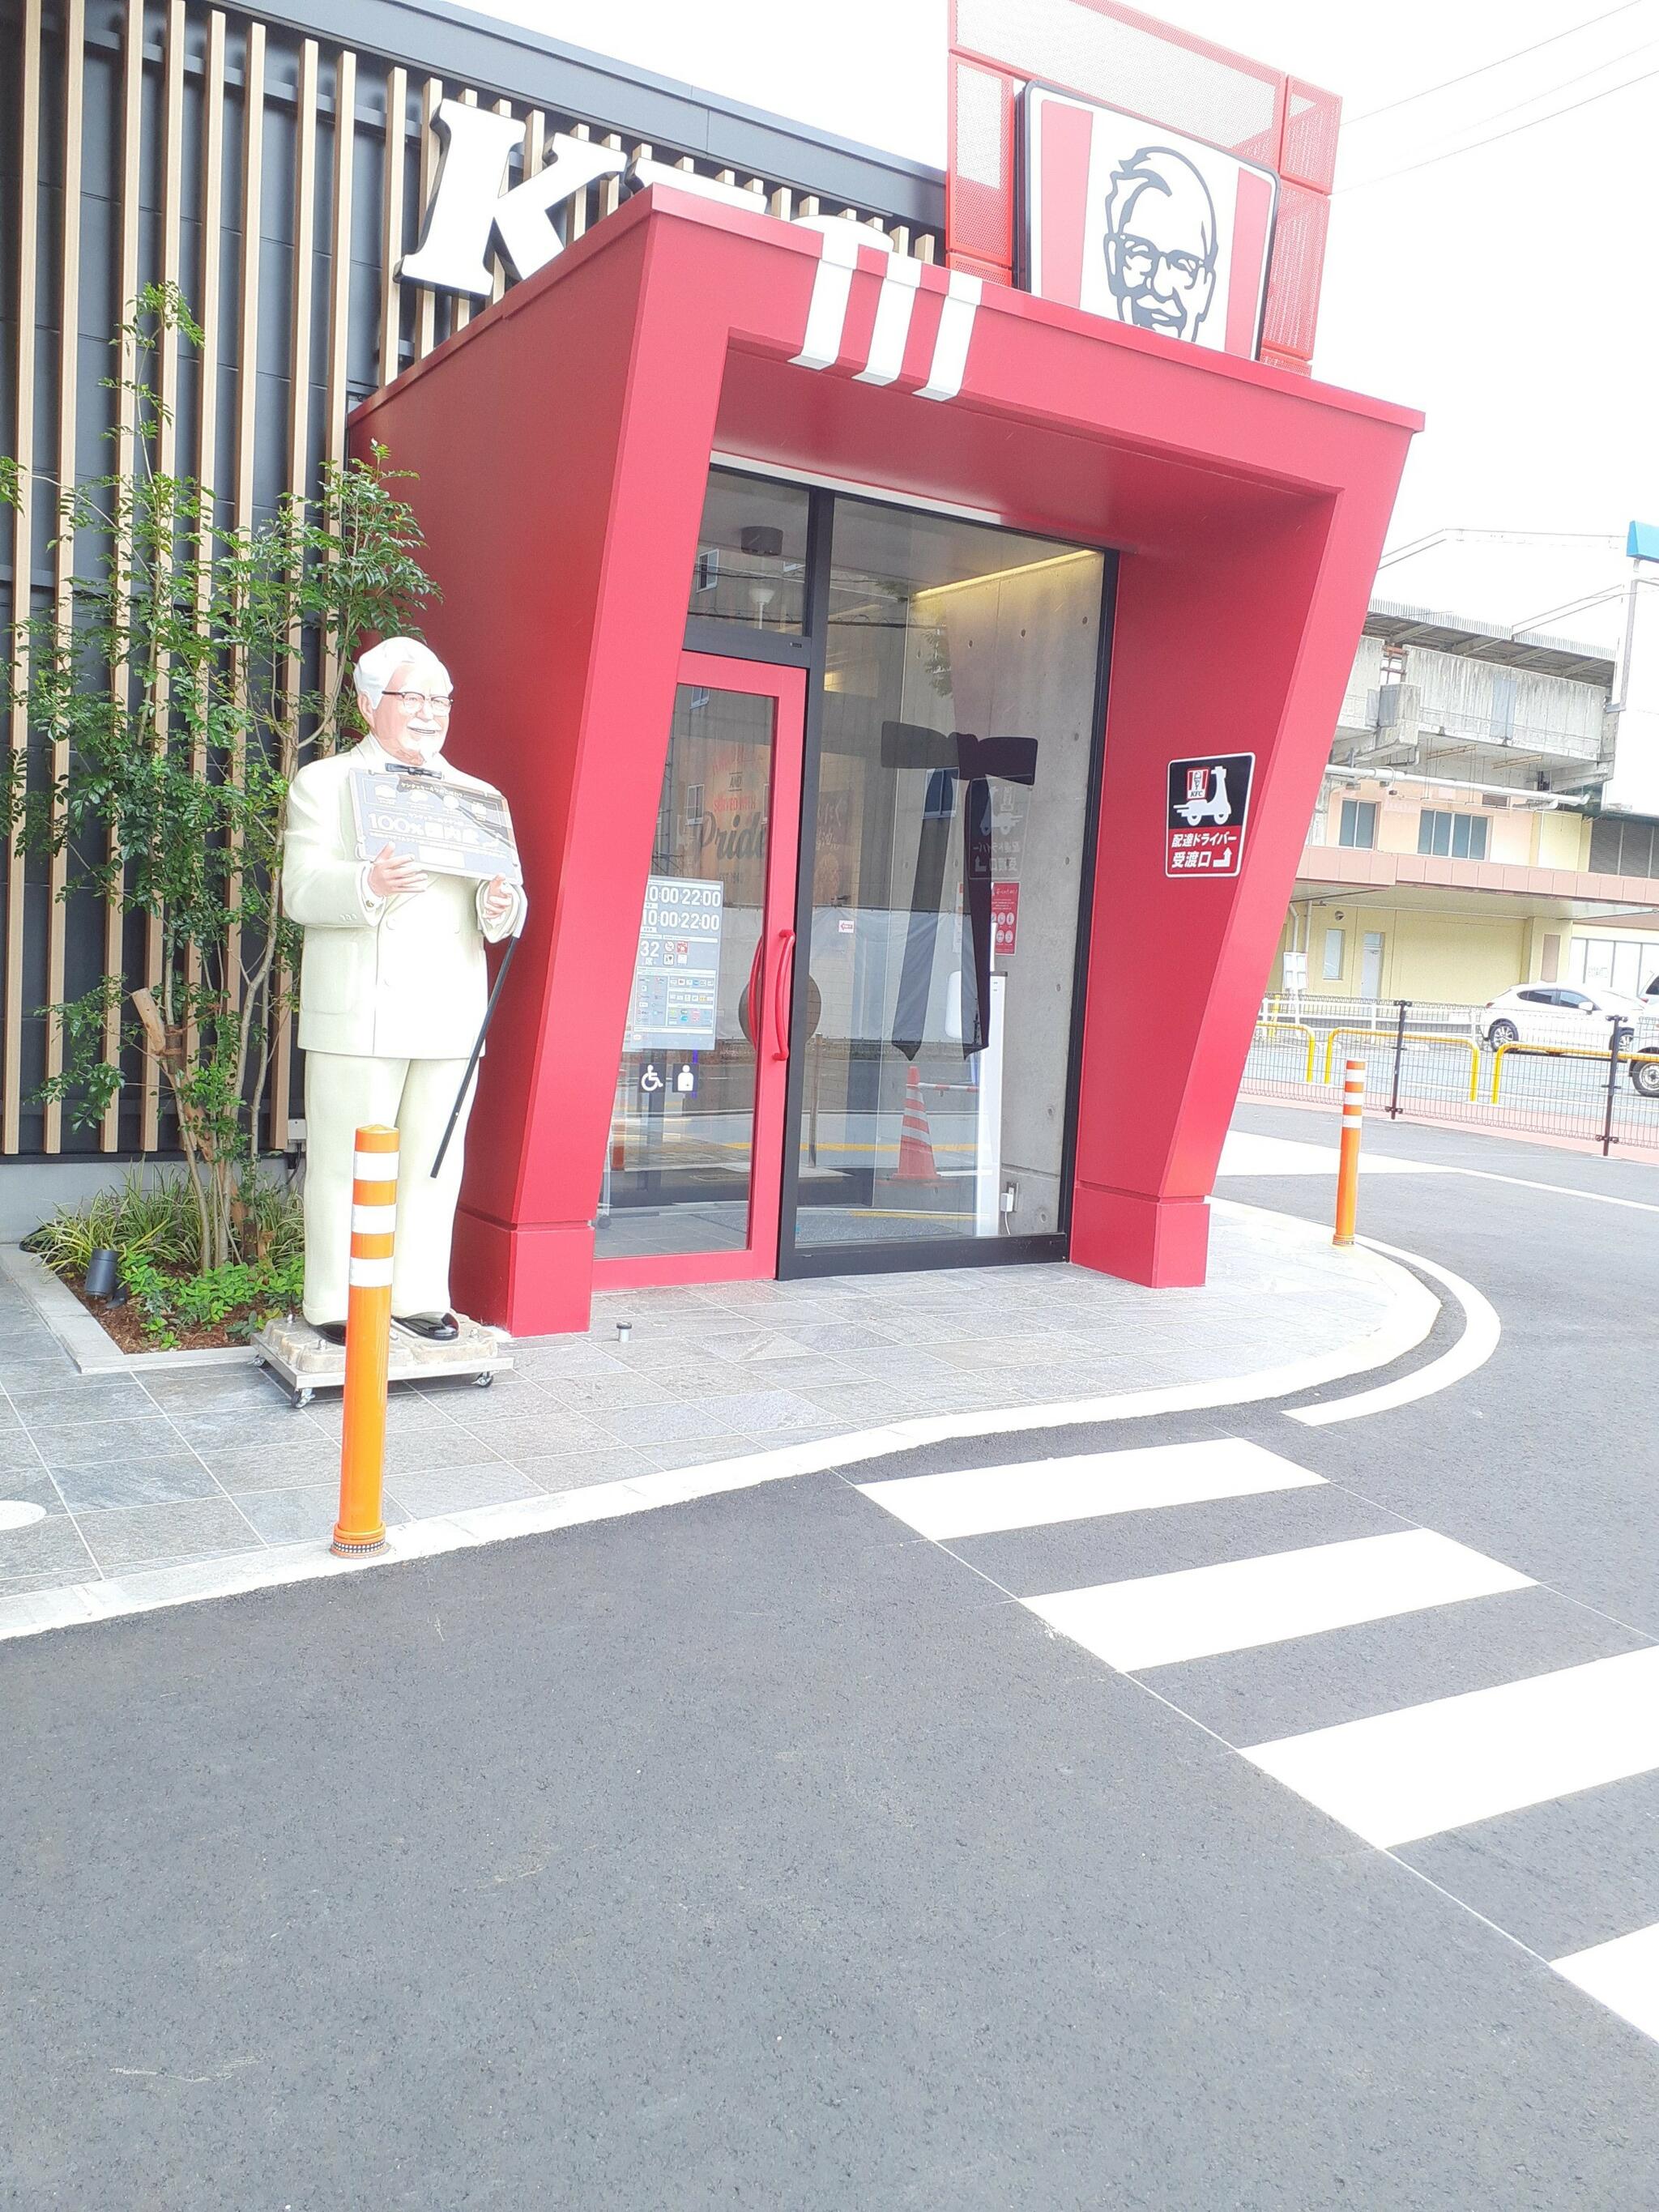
left=785, top=500, right=1106, bottom=1266
left=594, top=654, right=804, bottom=1285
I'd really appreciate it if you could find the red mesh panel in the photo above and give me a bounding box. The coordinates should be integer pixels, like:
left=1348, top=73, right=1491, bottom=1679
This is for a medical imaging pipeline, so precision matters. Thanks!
left=1260, top=182, right=1329, bottom=362
left=1280, top=78, right=1340, bottom=192
left=954, top=0, right=1282, bottom=160
left=1259, top=347, right=1312, bottom=378
left=949, top=251, right=1013, bottom=286
left=948, top=58, right=1017, bottom=276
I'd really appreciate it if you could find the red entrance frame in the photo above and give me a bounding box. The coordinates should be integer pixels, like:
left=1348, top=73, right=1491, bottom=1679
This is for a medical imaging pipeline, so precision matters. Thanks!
left=349, top=187, right=1418, bottom=1338
left=591, top=651, right=804, bottom=1294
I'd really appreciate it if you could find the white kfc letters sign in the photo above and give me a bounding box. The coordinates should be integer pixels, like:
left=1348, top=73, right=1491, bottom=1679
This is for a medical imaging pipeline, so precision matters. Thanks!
left=396, top=99, right=983, bottom=403
left=399, top=101, right=626, bottom=296
left=400, top=98, right=823, bottom=299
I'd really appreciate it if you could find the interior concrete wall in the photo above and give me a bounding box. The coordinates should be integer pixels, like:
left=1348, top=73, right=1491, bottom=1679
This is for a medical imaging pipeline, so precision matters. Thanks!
left=902, top=552, right=1105, bottom=1237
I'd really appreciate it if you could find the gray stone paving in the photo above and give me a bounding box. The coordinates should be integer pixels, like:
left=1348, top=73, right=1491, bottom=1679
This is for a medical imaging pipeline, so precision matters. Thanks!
left=0, top=1202, right=1405, bottom=1601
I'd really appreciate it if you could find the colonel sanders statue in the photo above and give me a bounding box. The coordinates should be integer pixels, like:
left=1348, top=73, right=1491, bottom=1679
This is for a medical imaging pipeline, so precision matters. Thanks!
left=282, top=637, right=525, bottom=1345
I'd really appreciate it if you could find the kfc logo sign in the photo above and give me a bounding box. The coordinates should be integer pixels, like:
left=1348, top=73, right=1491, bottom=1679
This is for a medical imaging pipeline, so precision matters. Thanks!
left=399, top=100, right=768, bottom=299
left=1166, top=753, right=1254, bottom=877
left=400, top=104, right=625, bottom=297
left=1022, top=86, right=1277, bottom=359
left=398, top=99, right=981, bottom=403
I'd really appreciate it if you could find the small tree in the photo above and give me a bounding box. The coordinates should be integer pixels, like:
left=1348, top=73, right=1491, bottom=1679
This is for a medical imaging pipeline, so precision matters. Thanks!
left=2, top=283, right=438, bottom=1270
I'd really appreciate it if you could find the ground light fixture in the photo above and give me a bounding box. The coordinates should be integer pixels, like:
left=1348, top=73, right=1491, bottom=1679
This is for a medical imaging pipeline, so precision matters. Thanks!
left=82, top=1247, right=118, bottom=1300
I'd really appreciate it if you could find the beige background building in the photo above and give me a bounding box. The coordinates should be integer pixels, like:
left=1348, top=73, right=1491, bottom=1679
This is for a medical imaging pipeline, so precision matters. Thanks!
left=1273, top=602, right=1659, bottom=1007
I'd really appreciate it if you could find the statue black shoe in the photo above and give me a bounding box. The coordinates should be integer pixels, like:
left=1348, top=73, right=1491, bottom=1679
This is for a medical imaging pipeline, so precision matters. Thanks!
left=394, top=1311, right=460, bottom=1342
left=313, top=1321, right=348, bottom=1347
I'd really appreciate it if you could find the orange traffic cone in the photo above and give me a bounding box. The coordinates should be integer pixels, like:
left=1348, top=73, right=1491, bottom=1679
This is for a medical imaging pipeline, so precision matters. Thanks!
left=893, top=1064, right=940, bottom=1184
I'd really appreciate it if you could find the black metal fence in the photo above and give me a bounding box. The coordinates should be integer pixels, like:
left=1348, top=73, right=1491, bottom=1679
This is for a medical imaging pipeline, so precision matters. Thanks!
left=1242, top=996, right=1659, bottom=1157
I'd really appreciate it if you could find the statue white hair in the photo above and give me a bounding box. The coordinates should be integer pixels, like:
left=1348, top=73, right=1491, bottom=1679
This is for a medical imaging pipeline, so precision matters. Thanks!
left=353, top=635, right=451, bottom=710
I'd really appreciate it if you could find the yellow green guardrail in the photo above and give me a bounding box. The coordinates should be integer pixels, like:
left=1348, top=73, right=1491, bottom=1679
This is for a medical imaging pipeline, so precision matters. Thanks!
left=1320, top=1025, right=1480, bottom=1101
left=1251, top=1020, right=1318, bottom=1083
left=1491, top=1042, right=1659, bottom=1103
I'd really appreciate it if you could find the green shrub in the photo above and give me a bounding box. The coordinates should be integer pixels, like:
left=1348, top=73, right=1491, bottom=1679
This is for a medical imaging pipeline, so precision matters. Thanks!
left=119, top=1249, right=304, bottom=1348
left=27, top=1172, right=304, bottom=1290
left=235, top=1176, right=306, bottom=1268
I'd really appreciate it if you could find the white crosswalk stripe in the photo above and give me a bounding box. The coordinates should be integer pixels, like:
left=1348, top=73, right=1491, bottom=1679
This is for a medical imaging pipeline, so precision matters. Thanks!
left=1244, top=1647, right=1659, bottom=1848
left=1554, top=1922, right=1659, bottom=2041
left=858, top=1435, right=1659, bottom=2045
left=857, top=1437, right=1322, bottom=1541
left=1028, top=1531, right=1532, bottom=1673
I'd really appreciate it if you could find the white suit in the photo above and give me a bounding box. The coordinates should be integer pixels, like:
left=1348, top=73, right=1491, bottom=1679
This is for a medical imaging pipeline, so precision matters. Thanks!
left=283, top=737, right=526, bottom=1324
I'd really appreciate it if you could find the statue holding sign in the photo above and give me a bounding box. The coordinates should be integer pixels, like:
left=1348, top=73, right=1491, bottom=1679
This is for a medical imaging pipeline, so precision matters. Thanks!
left=281, top=637, right=526, bottom=1345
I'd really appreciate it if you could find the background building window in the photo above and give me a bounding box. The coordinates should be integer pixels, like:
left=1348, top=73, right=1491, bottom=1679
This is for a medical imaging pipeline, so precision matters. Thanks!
left=1590, top=816, right=1659, bottom=878
left=1417, top=808, right=1489, bottom=859
left=1338, top=799, right=1377, bottom=848
left=1322, top=927, right=1345, bottom=981
left=1569, top=936, right=1653, bottom=996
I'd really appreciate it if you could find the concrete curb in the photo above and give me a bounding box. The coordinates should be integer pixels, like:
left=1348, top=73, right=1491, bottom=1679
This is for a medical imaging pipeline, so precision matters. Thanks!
left=0, top=1204, right=1441, bottom=1647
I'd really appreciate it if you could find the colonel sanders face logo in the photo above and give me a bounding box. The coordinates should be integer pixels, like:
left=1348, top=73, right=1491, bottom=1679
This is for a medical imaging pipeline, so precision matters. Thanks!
left=1102, top=145, right=1218, bottom=343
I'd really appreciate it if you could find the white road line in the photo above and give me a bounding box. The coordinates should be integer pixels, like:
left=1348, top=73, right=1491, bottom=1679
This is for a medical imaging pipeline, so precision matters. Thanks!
left=1224, top=1127, right=1659, bottom=1213
left=858, top=1438, right=1324, bottom=1541
left=1026, top=1530, right=1531, bottom=1673
left=1554, top=1922, right=1659, bottom=2042
left=1218, top=1132, right=1448, bottom=1178
left=1446, top=1165, right=1659, bottom=1215
left=1287, top=1235, right=1499, bottom=1427
left=1243, top=1645, right=1659, bottom=1849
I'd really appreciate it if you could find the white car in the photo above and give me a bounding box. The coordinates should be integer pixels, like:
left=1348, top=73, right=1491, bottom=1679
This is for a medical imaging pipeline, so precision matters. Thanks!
left=1482, top=984, right=1659, bottom=1095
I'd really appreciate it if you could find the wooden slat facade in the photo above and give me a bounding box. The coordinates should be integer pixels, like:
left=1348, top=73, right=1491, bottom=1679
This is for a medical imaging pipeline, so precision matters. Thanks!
left=1, top=0, right=940, bottom=1161
left=4, top=0, right=42, bottom=1155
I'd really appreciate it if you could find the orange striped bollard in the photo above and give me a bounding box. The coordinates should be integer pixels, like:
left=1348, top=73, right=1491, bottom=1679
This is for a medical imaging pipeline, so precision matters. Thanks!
left=331, top=1123, right=397, bottom=1557
left=1333, top=1057, right=1364, bottom=1248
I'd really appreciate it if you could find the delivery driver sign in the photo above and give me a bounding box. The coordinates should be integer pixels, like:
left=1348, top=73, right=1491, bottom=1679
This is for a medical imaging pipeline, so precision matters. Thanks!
left=1166, top=752, right=1254, bottom=878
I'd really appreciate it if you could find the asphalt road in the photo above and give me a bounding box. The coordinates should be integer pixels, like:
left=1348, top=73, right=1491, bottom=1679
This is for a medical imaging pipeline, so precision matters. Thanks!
left=4, top=1106, right=1657, bottom=2209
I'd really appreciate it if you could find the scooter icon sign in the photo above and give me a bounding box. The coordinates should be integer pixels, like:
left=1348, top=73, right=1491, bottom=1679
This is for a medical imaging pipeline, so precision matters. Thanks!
left=1166, top=752, right=1254, bottom=878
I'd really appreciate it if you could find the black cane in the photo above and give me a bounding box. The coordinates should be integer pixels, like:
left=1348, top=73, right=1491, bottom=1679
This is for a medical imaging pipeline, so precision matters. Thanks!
left=430, top=927, right=521, bottom=1178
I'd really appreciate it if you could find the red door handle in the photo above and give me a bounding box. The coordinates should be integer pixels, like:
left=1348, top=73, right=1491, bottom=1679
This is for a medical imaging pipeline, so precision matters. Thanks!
left=770, top=930, right=796, bottom=1061
left=744, top=935, right=766, bottom=1048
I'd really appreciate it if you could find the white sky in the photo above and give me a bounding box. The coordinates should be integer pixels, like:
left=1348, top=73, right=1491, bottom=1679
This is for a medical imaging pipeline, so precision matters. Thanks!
left=465, top=0, right=1659, bottom=645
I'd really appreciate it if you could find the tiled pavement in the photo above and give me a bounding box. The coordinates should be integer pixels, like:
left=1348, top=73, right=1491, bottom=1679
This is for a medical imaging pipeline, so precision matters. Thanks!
left=0, top=1204, right=1411, bottom=1602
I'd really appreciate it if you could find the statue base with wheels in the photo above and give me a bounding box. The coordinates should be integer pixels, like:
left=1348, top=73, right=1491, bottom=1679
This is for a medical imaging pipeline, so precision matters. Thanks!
left=250, top=1311, right=511, bottom=1409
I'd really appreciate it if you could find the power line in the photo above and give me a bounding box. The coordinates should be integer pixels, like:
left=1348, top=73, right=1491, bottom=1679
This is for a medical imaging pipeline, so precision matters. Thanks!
left=1446, top=32, right=1658, bottom=132
left=1346, top=0, right=1650, bottom=124
left=1339, top=59, right=1659, bottom=192
left=1380, top=529, right=1627, bottom=569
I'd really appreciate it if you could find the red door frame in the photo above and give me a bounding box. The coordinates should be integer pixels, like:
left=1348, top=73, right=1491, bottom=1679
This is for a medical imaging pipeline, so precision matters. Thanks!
left=591, top=650, right=806, bottom=1291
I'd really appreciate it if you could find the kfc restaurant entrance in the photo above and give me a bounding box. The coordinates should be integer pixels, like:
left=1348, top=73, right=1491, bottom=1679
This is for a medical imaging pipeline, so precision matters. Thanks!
left=351, top=81, right=1417, bottom=1340
left=591, top=478, right=1111, bottom=1292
